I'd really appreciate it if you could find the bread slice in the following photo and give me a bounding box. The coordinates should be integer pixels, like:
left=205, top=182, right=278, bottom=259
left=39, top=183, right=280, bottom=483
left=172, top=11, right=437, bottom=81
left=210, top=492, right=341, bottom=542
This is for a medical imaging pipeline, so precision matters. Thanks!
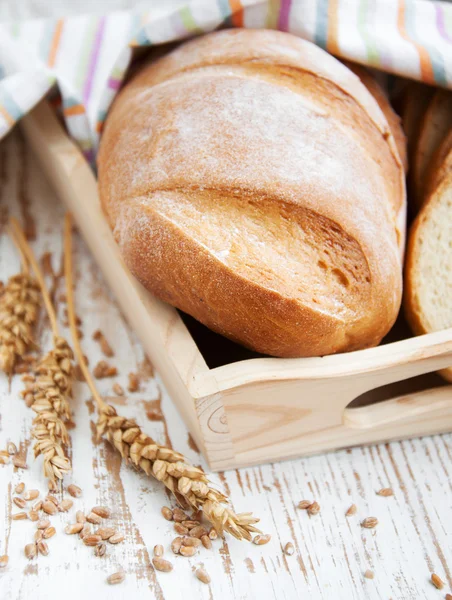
left=412, top=89, right=452, bottom=211
left=405, top=170, right=452, bottom=381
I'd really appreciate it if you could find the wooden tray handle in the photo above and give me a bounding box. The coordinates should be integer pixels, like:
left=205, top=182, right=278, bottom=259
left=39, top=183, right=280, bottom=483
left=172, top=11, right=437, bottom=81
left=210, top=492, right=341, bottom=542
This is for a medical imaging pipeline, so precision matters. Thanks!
left=343, top=385, right=452, bottom=429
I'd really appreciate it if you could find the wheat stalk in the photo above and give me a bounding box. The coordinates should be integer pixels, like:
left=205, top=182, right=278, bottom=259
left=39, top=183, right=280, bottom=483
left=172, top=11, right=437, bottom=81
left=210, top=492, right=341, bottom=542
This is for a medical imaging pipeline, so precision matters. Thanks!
left=63, top=214, right=260, bottom=540
left=0, top=254, right=40, bottom=375
left=11, top=218, right=73, bottom=490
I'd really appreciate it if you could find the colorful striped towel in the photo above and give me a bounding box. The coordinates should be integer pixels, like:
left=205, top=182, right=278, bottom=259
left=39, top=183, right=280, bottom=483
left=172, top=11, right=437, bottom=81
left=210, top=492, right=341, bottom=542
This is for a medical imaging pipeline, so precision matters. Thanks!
left=0, top=0, right=451, bottom=162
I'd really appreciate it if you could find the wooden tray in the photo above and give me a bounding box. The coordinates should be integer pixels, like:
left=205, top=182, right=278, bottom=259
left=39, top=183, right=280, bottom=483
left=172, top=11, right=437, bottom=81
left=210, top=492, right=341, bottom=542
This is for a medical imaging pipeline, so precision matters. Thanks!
left=20, top=100, right=452, bottom=471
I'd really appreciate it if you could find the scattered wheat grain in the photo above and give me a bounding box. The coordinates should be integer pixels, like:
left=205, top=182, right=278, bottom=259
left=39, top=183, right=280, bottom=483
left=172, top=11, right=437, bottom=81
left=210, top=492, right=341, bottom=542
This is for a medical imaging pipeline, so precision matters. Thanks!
left=91, top=506, right=110, bottom=518
left=83, top=535, right=102, bottom=547
left=95, top=543, right=106, bottom=557
left=361, top=517, right=378, bottom=529
left=95, top=527, right=116, bottom=540
left=180, top=545, right=197, bottom=557
left=253, top=534, right=271, bottom=545
left=307, top=502, right=320, bottom=516
left=79, top=524, right=91, bottom=539
left=182, top=537, right=201, bottom=548
left=86, top=512, right=102, bottom=524
left=189, top=526, right=208, bottom=539
left=12, top=512, right=28, bottom=520
left=76, top=510, right=85, bottom=524
left=152, top=557, right=173, bottom=572
left=377, top=488, right=393, bottom=497
left=171, top=537, right=183, bottom=554
left=14, top=482, right=25, bottom=495
left=112, top=383, right=124, bottom=396
left=24, top=543, right=37, bottom=559
left=182, top=520, right=200, bottom=530
left=59, top=499, right=73, bottom=512
left=23, top=489, right=39, bottom=501
left=161, top=506, right=173, bottom=521
left=127, top=372, right=139, bottom=392
left=37, top=541, right=49, bottom=556
left=34, top=530, right=43, bottom=543
left=174, top=523, right=188, bottom=535
left=107, top=571, right=125, bottom=585
left=42, top=500, right=58, bottom=515
left=65, top=523, right=84, bottom=535
left=284, top=542, right=294, bottom=556
left=431, top=574, right=444, bottom=590
left=108, top=533, right=124, bottom=545
left=67, top=484, right=82, bottom=498
left=43, top=526, right=56, bottom=539
left=195, top=567, right=210, bottom=584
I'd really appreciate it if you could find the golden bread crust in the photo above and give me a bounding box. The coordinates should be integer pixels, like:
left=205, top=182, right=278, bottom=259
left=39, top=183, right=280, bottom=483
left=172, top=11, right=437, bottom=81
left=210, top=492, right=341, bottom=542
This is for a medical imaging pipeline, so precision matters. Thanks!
left=98, top=29, right=405, bottom=357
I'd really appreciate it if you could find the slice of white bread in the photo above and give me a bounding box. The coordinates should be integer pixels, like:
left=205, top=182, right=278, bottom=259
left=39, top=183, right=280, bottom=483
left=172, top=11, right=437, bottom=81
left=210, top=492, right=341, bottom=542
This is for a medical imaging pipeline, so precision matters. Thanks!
left=405, top=170, right=452, bottom=381
left=412, top=89, right=452, bottom=211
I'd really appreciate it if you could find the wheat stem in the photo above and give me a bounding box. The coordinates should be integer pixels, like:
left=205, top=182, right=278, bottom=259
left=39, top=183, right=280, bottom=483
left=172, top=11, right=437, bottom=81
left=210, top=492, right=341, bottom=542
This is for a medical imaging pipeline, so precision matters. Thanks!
left=64, top=214, right=108, bottom=413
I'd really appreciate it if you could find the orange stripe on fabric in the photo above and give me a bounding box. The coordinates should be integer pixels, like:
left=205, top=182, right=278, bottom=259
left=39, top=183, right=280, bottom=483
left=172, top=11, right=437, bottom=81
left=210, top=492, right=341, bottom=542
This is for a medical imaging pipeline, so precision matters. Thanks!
left=0, top=105, right=14, bottom=126
left=229, top=0, right=244, bottom=27
left=396, top=0, right=434, bottom=84
left=64, top=104, right=85, bottom=117
left=327, top=0, right=340, bottom=56
left=48, top=19, right=64, bottom=68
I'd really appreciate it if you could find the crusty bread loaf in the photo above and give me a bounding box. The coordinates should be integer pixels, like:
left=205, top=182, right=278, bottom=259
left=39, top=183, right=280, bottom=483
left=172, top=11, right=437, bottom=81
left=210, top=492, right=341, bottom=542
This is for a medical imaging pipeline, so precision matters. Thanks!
left=98, top=29, right=406, bottom=358
left=405, top=169, right=452, bottom=381
left=345, top=63, right=407, bottom=173
left=412, top=89, right=452, bottom=210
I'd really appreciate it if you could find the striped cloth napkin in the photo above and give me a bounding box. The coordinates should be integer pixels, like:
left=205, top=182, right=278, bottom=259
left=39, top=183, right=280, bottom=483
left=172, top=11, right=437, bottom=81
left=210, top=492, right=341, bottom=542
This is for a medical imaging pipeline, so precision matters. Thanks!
left=0, top=0, right=451, bottom=163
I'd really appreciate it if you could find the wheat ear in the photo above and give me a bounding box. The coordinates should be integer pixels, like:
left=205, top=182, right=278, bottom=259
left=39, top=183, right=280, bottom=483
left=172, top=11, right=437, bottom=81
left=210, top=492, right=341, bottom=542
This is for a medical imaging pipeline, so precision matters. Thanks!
left=10, top=218, right=73, bottom=490
left=0, top=231, right=40, bottom=375
left=63, top=214, right=260, bottom=540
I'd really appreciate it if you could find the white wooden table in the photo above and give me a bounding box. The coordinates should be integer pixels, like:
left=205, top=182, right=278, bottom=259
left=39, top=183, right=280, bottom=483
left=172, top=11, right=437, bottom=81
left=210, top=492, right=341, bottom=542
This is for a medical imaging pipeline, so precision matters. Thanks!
left=1, top=4, right=452, bottom=600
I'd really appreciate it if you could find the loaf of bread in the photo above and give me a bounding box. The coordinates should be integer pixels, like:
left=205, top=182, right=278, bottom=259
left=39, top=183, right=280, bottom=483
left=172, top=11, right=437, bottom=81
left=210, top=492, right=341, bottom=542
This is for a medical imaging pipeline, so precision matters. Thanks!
left=98, top=29, right=406, bottom=358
